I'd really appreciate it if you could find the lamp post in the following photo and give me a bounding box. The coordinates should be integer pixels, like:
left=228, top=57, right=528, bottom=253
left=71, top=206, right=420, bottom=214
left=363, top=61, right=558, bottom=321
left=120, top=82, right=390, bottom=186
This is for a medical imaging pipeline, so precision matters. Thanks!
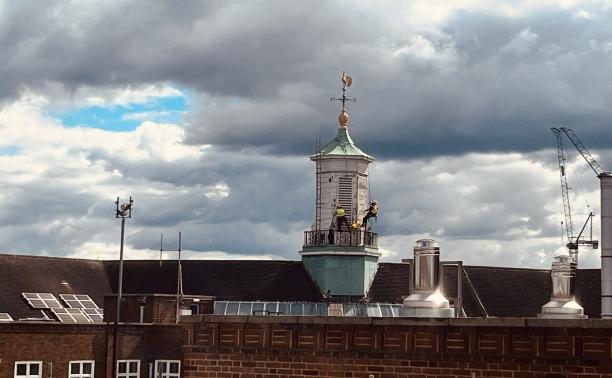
left=112, top=196, right=133, bottom=377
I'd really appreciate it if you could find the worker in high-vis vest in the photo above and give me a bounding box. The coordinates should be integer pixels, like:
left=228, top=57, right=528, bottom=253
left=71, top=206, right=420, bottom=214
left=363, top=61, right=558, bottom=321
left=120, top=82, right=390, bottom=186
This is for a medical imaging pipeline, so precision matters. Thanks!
left=361, top=200, right=379, bottom=228
left=335, top=205, right=348, bottom=230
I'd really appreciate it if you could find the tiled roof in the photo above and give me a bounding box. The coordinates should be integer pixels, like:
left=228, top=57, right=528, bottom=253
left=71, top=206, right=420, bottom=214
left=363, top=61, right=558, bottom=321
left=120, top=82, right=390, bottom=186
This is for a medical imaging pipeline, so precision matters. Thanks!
left=366, top=262, right=410, bottom=303
left=461, top=266, right=550, bottom=317
left=368, top=263, right=601, bottom=318
left=367, top=263, right=486, bottom=317
left=0, top=253, right=603, bottom=319
left=0, top=254, right=110, bottom=320
left=576, top=269, right=601, bottom=317
left=104, top=260, right=325, bottom=302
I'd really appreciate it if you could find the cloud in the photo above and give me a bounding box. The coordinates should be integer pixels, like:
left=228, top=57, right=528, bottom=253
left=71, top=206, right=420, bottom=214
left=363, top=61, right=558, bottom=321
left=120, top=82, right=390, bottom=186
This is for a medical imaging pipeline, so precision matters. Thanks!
left=3, top=1, right=612, bottom=158
left=0, top=95, right=604, bottom=268
left=121, top=111, right=172, bottom=122
left=499, top=28, right=540, bottom=55
left=0, top=0, right=609, bottom=271
left=79, top=84, right=184, bottom=108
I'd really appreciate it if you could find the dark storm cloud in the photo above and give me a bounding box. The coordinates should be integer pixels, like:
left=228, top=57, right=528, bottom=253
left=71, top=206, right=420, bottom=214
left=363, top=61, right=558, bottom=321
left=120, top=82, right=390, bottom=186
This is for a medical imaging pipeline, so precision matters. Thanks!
left=5, top=1, right=612, bottom=157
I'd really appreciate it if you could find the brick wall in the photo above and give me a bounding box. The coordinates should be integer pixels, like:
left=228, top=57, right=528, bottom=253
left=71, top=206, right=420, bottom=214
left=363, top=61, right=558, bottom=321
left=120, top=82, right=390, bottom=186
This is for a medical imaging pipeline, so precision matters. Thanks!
left=0, top=322, right=182, bottom=378
left=182, top=316, right=612, bottom=378
left=3, top=316, right=612, bottom=378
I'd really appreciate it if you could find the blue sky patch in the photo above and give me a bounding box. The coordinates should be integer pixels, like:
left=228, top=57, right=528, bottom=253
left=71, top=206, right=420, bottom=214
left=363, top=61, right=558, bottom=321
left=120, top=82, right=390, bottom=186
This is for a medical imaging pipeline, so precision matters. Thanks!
left=48, top=91, right=188, bottom=132
left=0, top=145, right=20, bottom=155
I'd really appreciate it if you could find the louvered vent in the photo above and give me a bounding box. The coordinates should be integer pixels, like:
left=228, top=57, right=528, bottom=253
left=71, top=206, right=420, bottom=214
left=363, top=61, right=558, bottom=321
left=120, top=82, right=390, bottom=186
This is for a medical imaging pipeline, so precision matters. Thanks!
left=338, top=176, right=353, bottom=223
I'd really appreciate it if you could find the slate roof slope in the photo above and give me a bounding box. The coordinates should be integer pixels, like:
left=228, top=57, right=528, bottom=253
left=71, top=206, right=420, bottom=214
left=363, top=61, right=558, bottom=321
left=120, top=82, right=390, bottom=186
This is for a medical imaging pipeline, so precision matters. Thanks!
left=575, top=269, right=600, bottom=317
left=104, top=260, right=325, bottom=302
left=366, top=262, right=410, bottom=303
left=0, top=254, right=110, bottom=320
left=367, top=263, right=486, bottom=317
left=0, top=253, right=602, bottom=319
left=368, top=263, right=601, bottom=318
left=462, top=266, right=550, bottom=317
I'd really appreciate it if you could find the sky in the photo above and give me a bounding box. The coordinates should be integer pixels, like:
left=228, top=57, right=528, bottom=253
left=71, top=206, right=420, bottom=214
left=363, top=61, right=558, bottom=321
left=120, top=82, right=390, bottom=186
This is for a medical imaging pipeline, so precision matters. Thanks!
left=1, top=0, right=612, bottom=268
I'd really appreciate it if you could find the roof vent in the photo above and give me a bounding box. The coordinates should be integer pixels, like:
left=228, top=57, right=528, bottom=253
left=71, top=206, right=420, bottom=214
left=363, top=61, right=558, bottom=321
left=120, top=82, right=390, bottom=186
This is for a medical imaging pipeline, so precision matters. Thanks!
left=538, top=255, right=587, bottom=319
left=400, top=239, right=454, bottom=318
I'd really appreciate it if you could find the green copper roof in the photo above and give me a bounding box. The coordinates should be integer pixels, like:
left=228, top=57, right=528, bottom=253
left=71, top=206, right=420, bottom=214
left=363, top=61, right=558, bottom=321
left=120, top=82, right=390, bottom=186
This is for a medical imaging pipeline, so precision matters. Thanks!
left=315, top=127, right=374, bottom=160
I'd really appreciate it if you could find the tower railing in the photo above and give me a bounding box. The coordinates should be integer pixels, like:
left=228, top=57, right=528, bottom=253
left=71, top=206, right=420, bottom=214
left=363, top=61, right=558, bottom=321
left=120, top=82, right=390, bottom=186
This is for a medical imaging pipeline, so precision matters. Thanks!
left=303, top=229, right=378, bottom=248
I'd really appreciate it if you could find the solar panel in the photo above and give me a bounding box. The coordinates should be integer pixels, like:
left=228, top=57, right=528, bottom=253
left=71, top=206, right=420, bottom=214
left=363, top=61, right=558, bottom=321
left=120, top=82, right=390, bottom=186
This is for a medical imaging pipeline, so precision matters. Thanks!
left=82, top=308, right=104, bottom=323
left=51, top=308, right=92, bottom=323
left=0, top=313, right=13, bottom=321
left=22, top=293, right=63, bottom=309
left=60, top=294, right=99, bottom=309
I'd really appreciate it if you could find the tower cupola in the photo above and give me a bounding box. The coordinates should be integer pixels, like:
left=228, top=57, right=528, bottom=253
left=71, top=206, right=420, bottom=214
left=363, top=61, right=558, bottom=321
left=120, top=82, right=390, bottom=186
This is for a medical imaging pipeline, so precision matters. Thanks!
left=300, top=73, right=380, bottom=299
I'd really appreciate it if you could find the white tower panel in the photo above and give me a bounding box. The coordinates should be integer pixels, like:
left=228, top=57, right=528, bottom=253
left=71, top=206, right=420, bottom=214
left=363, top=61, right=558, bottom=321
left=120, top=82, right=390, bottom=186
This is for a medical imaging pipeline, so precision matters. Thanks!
left=600, top=174, right=612, bottom=318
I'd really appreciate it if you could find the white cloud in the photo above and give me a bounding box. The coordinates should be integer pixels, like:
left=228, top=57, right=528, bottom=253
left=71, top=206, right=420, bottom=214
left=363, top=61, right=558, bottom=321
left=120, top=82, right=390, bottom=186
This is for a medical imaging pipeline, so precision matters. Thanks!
left=81, top=84, right=183, bottom=107
left=0, top=0, right=610, bottom=272
left=203, top=182, right=230, bottom=200
left=573, top=8, right=594, bottom=19
left=121, top=111, right=171, bottom=121
left=0, top=94, right=604, bottom=270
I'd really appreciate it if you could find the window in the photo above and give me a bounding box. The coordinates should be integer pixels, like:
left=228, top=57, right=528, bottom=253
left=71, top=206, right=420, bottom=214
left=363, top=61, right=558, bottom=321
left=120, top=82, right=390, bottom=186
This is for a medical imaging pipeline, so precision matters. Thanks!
left=154, top=360, right=180, bottom=378
left=69, top=361, right=94, bottom=378
left=117, top=360, right=140, bottom=378
left=14, top=362, right=42, bottom=378
left=213, top=301, right=227, bottom=314
left=189, top=303, right=200, bottom=315
left=237, top=302, right=252, bottom=315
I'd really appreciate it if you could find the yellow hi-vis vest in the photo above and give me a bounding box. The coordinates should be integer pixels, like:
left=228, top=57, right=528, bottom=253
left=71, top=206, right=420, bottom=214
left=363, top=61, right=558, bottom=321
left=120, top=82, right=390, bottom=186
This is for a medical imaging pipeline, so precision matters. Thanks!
left=336, top=207, right=345, bottom=217
left=371, top=205, right=379, bottom=215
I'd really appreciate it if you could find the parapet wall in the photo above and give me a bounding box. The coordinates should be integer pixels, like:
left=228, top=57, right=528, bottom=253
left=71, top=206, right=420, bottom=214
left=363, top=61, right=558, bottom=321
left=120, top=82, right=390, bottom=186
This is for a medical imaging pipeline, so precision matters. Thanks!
left=182, top=315, right=612, bottom=378
left=0, top=322, right=183, bottom=378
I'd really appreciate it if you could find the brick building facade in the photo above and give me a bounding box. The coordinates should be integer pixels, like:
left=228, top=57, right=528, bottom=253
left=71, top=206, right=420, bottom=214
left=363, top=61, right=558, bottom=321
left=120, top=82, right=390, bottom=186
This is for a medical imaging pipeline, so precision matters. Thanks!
left=2, top=314, right=612, bottom=377
left=182, top=316, right=612, bottom=378
left=0, top=254, right=610, bottom=377
left=0, top=322, right=182, bottom=378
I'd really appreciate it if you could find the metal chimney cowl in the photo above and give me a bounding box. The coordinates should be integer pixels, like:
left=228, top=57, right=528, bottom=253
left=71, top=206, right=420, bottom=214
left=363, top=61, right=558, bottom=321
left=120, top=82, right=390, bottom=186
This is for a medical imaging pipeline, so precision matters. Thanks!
left=538, top=255, right=587, bottom=319
left=400, top=239, right=455, bottom=318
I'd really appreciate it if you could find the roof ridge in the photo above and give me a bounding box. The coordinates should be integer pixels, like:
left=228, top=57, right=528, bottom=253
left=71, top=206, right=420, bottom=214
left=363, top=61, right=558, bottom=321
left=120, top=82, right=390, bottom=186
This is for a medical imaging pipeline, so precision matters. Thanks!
left=464, top=265, right=549, bottom=272
left=0, top=253, right=101, bottom=263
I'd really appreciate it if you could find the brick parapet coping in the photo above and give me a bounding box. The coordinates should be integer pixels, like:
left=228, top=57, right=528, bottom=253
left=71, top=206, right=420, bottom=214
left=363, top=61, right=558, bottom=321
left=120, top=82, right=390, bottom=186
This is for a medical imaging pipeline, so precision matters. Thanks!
left=181, top=316, right=612, bottom=377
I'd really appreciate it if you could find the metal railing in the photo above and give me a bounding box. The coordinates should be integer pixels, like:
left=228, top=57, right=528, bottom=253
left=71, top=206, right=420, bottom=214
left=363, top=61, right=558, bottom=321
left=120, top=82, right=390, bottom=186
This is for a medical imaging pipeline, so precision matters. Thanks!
left=303, top=229, right=378, bottom=248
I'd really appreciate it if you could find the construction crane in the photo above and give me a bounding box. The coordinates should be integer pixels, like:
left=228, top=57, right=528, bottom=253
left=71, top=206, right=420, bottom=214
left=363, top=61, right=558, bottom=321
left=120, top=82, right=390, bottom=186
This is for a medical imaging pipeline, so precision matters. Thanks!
left=554, top=127, right=612, bottom=318
left=551, top=127, right=598, bottom=265
left=558, top=127, right=606, bottom=176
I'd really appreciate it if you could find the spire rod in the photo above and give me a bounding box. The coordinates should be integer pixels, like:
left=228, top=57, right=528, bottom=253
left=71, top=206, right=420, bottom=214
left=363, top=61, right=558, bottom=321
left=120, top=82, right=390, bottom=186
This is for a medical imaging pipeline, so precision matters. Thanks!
left=330, top=71, right=356, bottom=128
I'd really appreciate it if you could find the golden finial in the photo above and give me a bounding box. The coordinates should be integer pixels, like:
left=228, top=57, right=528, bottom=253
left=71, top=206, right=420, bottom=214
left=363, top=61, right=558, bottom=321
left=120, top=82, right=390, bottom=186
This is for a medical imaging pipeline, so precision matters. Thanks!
left=330, top=71, right=355, bottom=128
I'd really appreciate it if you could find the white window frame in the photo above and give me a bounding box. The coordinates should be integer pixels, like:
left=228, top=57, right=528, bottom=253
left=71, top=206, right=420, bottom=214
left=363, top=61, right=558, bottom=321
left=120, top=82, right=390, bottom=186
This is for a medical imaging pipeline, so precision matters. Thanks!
left=154, top=360, right=180, bottom=378
left=14, top=361, right=42, bottom=378
left=117, top=360, right=140, bottom=378
left=68, top=360, right=95, bottom=378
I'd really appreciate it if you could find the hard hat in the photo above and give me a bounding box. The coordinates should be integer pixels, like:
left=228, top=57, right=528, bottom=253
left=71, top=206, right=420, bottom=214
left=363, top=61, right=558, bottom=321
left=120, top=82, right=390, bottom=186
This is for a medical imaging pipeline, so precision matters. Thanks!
left=372, top=200, right=377, bottom=204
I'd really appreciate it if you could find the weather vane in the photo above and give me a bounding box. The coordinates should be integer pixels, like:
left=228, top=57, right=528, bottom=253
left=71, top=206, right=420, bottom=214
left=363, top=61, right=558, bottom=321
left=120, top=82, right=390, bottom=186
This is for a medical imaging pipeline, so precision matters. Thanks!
left=330, top=71, right=356, bottom=128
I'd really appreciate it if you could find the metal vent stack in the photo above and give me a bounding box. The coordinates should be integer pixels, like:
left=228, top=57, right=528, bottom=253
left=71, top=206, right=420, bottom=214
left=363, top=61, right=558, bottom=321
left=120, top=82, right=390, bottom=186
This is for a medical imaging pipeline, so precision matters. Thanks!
left=400, top=239, right=454, bottom=318
left=538, top=255, right=586, bottom=319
